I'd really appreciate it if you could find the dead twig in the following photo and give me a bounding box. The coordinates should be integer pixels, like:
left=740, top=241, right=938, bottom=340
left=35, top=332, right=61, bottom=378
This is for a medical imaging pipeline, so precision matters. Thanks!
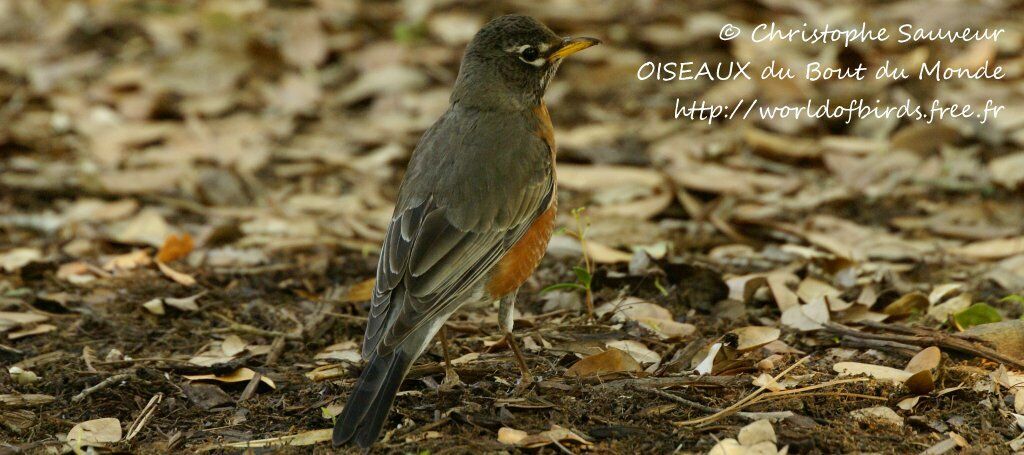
left=826, top=322, right=1024, bottom=370
left=125, top=393, right=162, bottom=441
left=633, top=385, right=720, bottom=413
left=210, top=315, right=300, bottom=340
left=0, top=343, right=23, bottom=355
left=837, top=338, right=918, bottom=357
left=71, top=373, right=132, bottom=403
left=265, top=336, right=286, bottom=366
left=596, top=375, right=748, bottom=391
left=238, top=372, right=262, bottom=403
left=675, top=356, right=810, bottom=427
left=633, top=385, right=793, bottom=421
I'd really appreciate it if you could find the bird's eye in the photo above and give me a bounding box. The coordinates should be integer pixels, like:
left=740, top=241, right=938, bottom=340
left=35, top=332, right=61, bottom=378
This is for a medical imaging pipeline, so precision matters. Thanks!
left=520, top=46, right=540, bottom=62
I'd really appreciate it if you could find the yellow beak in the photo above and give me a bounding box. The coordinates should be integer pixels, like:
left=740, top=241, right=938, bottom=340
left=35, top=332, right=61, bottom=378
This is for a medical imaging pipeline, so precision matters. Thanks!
left=547, top=37, right=601, bottom=62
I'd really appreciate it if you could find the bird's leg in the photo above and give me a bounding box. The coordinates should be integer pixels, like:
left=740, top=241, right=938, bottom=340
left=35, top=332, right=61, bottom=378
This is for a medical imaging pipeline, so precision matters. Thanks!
left=437, top=326, right=461, bottom=389
left=499, top=293, right=534, bottom=385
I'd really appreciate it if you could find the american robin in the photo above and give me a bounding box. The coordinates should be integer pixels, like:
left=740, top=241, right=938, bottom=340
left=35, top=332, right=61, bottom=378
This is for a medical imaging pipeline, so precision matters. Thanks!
left=332, top=14, right=599, bottom=448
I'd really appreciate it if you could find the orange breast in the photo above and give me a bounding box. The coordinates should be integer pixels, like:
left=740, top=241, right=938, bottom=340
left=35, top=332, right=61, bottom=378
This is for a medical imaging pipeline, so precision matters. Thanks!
left=485, top=102, right=558, bottom=299
left=486, top=202, right=557, bottom=298
left=533, top=101, right=555, bottom=153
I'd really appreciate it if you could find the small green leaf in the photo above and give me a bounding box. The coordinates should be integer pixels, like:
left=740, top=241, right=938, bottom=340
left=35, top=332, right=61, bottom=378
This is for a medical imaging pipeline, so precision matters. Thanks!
left=654, top=278, right=668, bottom=297
left=541, top=283, right=585, bottom=293
left=393, top=21, right=426, bottom=44
left=1000, top=294, right=1024, bottom=304
left=321, top=406, right=335, bottom=421
left=573, top=266, right=592, bottom=288
left=953, top=303, right=1003, bottom=330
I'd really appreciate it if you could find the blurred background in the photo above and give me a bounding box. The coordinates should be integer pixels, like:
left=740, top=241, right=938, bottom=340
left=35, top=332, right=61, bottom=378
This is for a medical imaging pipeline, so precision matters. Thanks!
left=2, top=0, right=1024, bottom=452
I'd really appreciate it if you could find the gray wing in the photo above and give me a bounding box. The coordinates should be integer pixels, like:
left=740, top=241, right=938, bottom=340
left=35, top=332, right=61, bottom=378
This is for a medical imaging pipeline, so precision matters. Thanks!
left=362, top=106, right=553, bottom=358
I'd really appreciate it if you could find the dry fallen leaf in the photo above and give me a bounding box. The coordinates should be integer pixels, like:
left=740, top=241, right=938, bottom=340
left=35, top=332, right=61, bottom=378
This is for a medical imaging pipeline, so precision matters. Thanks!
left=497, top=427, right=529, bottom=445
left=693, top=342, right=723, bottom=376
left=0, top=393, right=55, bottom=407
left=905, top=369, right=935, bottom=395
left=850, top=406, right=903, bottom=427
left=497, top=425, right=591, bottom=448
left=164, top=293, right=204, bottom=312
left=951, top=236, right=1024, bottom=261
left=565, top=348, right=642, bottom=377
left=834, top=362, right=913, bottom=383
left=343, top=278, right=375, bottom=303
left=595, top=297, right=695, bottom=339
left=315, top=341, right=361, bottom=363
left=708, top=419, right=781, bottom=455
left=752, top=373, right=786, bottom=392
left=928, top=293, right=972, bottom=322
left=102, top=249, right=152, bottom=272
left=929, top=284, right=964, bottom=305
left=212, top=429, right=332, bottom=449
left=989, top=152, right=1024, bottom=189
left=737, top=419, right=777, bottom=446
left=280, top=11, right=328, bottom=68
left=0, top=248, right=42, bottom=272
left=883, top=292, right=929, bottom=317
left=605, top=340, right=661, bottom=364
left=106, top=209, right=173, bottom=247
left=0, top=311, right=49, bottom=332
left=57, top=261, right=106, bottom=284
left=142, top=298, right=165, bottom=315
left=905, top=346, right=941, bottom=373
left=156, top=233, right=194, bottom=263
left=586, top=241, right=633, bottom=264
left=157, top=260, right=197, bottom=286
left=780, top=299, right=830, bottom=332
left=67, top=417, right=122, bottom=447
left=961, top=320, right=1024, bottom=360
left=221, top=335, right=248, bottom=357
left=727, top=273, right=767, bottom=303
left=729, top=326, right=781, bottom=351
left=897, top=396, right=920, bottom=411
left=7, top=323, right=56, bottom=340
left=767, top=272, right=800, bottom=312
left=183, top=367, right=276, bottom=389
left=8, top=366, right=39, bottom=385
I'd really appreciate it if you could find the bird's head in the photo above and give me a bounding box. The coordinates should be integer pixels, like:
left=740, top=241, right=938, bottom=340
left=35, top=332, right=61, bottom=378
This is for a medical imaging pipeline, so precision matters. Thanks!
left=452, top=14, right=600, bottom=109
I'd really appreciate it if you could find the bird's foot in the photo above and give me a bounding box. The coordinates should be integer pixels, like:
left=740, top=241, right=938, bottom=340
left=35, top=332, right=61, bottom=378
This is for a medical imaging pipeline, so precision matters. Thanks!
left=502, top=333, right=534, bottom=394
left=439, top=365, right=463, bottom=392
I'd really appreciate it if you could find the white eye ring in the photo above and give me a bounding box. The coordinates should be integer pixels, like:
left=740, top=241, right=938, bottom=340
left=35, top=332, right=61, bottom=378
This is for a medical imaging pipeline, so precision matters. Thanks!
left=510, top=44, right=547, bottom=67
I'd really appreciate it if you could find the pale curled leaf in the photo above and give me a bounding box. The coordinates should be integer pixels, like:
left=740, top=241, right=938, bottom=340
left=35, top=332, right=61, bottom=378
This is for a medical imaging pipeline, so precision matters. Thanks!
left=497, top=425, right=591, bottom=448
left=905, top=346, right=941, bottom=373
left=605, top=340, right=661, bottom=364
left=0, top=248, right=42, bottom=272
left=951, top=236, right=1024, bottom=261
left=565, top=348, right=642, bottom=377
left=7, top=323, right=56, bottom=340
left=737, top=419, right=777, bottom=446
left=182, top=367, right=275, bottom=389
left=213, top=429, right=332, bottom=449
left=780, top=299, right=829, bottom=332
left=729, top=326, right=781, bottom=351
left=850, top=407, right=903, bottom=427
left=67, top=417, right=122, bottom=447
left=694, top=342, right=723, bottom=376
left=834, top=362, right=913, bottom=383
left=157, top=260, right=197, bottom=286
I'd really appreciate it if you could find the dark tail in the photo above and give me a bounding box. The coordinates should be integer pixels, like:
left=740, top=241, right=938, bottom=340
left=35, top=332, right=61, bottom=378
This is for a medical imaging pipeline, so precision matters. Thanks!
left=332, top=348, right=414, bottom=448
